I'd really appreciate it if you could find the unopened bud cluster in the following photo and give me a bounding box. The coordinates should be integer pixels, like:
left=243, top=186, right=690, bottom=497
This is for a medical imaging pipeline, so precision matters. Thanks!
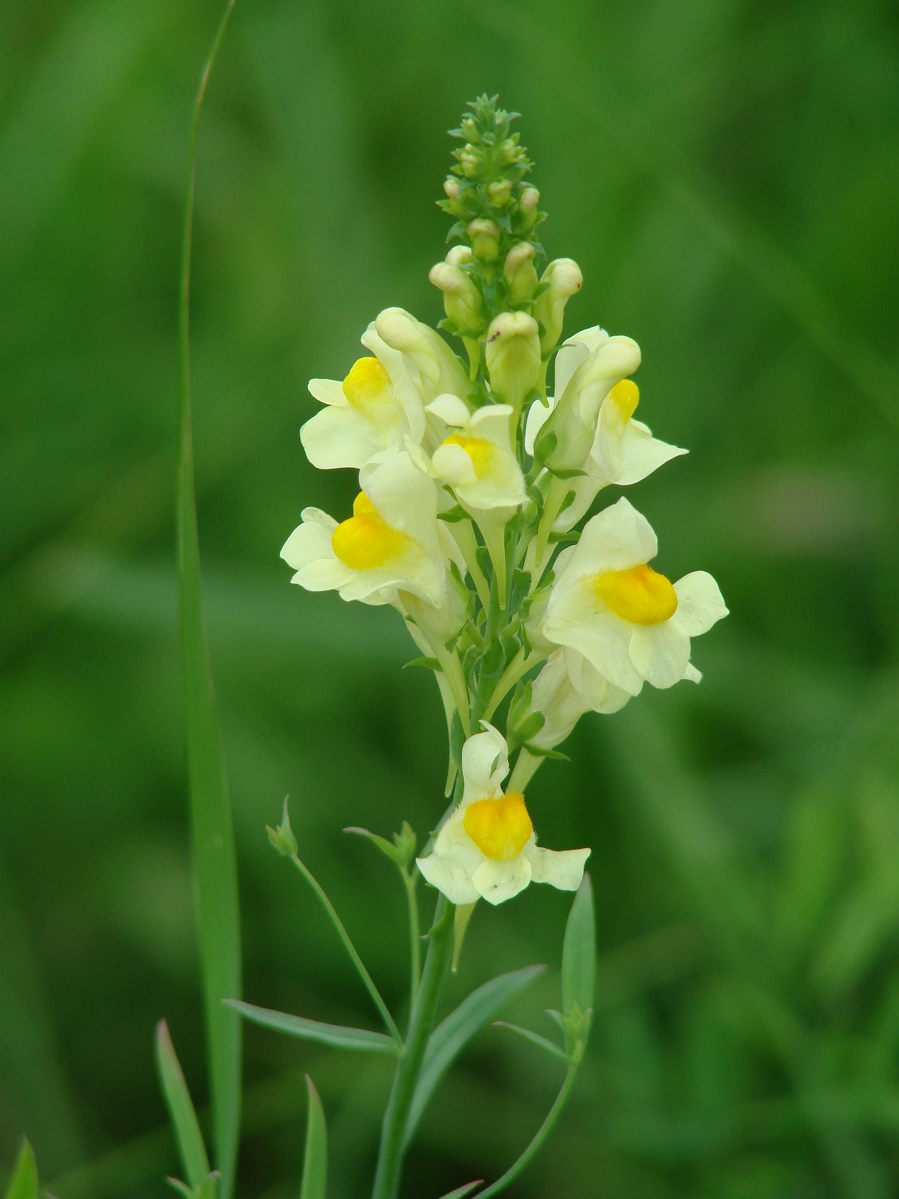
left=430, top=96, right=578, bottom=367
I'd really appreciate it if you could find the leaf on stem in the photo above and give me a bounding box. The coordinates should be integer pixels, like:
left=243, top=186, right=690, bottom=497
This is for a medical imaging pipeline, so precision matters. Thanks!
left=155, top=1020, right=212, bottom=1189
left=299, top=1076, right=327, bottom=1199
left=493, top=1021, right=567, bottom=1061
left=561, top=873, right=595, bottom=1058
left=226, top=1000, right=399, bottom=1054
left=403, top=964, right=545, bottom=1145
left=562, top=873, right=595, bottom=1017
left=3, top=1140, right=38, bottom=1199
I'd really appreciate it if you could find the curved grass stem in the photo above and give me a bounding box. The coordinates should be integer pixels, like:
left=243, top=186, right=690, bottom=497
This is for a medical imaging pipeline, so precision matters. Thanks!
left=288, top=852, right=402, bottom=1047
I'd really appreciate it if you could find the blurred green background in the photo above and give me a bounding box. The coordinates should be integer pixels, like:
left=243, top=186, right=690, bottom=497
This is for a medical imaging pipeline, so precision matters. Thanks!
left=2, top=0, right=899, bottom=1195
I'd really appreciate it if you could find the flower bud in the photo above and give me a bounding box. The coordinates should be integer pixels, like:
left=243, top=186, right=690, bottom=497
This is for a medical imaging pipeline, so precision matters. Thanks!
left=485, top=311, right=542, bottom=411
left=517, top=186, right=541, bottom=230
left=467, top=218, right=501, bottom=262
left=533, top=258, right=583, bottom=354
left=446, top=244, right=473, bottom=267
left=375, top=307, right=468, bottom=397
left=459, top=146, right=481, bottom=178
left=503, top=242, right=539, bottom=306
left=429, top=261, right=483, bottom=335
left=498, top=136, right=519, bottom=165
left=443, top=176, right=461, bottom=201
left=524, top=651, right=591, bottom=750
left=487, top=179, right=513, bottom=208
left=535, top=333, right=641, bottom=471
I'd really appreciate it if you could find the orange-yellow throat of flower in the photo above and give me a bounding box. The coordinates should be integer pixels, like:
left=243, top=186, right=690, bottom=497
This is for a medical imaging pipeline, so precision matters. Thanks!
left=331, top=492, right=413, bottom=570
left=442, top=433, right=496, bottom=478
left=608, top=378, right=640, bottom=422
left=463, top=792, right=533, bottom=860
left=342, top=357, right=397, bottom=423
left=593, top=562, right=678, bottom=625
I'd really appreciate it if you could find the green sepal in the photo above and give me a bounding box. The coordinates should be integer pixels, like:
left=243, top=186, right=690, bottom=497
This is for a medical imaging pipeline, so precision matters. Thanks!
left=3, top=1140, right=39, bottom=1199
left=438, top=505, right=470, bottom=523
left=266, top=796, right=298, bottom=858
left=512, top=711, right=545, bottom=744
left=300, top=1076, right=327, bottom=1199
left=522, top=743, right=569, bottom=761
left=344, top=822, right=417, bottom=871
left=557, top=489, right=577, bottom=516
left=226, top=1000, right=399, bottom=1055
left=403, top=964, right=546, bottom=1146
left=532, top=427, right=556, bottom=467
left=480, top=639, right=506, bottom=682
left=507, top=679, right=533, bottom=730
left=547, top=466, right=586, bottom=480
left=450, top=710, right=466, bottom=768
left=155, top=1020, right=212, bottom=1190
left=404, top=656, right=442, bottom=672
left=547, top=529, right=579, bottom=545
left=509, top=568, right=531, bottom=609
left=475, top=545, right=493, bottom=580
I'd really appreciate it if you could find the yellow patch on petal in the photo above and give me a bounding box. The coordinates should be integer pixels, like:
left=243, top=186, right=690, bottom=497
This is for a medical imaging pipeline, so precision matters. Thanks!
left=443, top=434, right=496, bottom=478
left=463, top=792, right=533, bottom=860
left=592, top=563, right=677, bottom=625
left=342, top=357, right=395, bottom=417
left=331, top=492, right=413, bottom=570
left=608, top=379, right=639, bottom=422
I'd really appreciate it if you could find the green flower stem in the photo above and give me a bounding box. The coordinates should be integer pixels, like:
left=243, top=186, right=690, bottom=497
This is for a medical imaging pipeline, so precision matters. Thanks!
left=474, top=1063, right=579, bottom=1199
left=287, top=852, right=402, bottom=1047
left=507, top=747, right=544, bottom=794
left=434, top=643, right=473, bottom=739
left=457, top=528, right=491, bottom=611
left=372, top=897, right=455, bottom=1199
left=402, top=869, right=422, bottom=1015
left=483, top=649, right=539, bottom=722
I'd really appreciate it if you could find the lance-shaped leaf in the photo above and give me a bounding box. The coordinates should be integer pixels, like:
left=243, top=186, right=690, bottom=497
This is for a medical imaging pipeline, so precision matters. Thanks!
left=227, top=999, right=398, bottom=1054
left=299, top=1076, right=327, bottom=1199
left=404, top=964, right=545, bottom=1144
left=561, top=873, right=595, bottom=1058
left=156, top=1020, right=211, bottom=1189
left=4, top=1140, right=38, bottom=1199
left=176, top=5, right=242, bottom=1194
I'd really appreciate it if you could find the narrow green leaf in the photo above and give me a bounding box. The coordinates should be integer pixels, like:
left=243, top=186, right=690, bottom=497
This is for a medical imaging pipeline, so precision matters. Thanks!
left=227, top=1000, right=398, bottom=1054
left=195, top=1175, right=220, bottom=1199
left=177, top=6, right=241, bottom=1195
left=493, top=1021, right=567, bottom=1061
left=299, top=1076, right=327, bottom=1199
left=562, top=874, right=595, bottom=1019
left=4, top=1140, right=38, bottom=1199
left=403, top=656, right=442, bottom=672
left=155, top=1021, right=211, bottom=1189
left=404, top=964, right=545, bottom=1145
left=436, top=1183, right=483, bottom=1199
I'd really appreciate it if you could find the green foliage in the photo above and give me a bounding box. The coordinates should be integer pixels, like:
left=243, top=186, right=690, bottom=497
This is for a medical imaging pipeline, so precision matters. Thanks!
left=175, top=4, right=241, bottom=1194
left=154, top=1021, right=211, bottom=1191
left=227, top=999, right=398, bottom=1055
left=299, top=1077, right=327, bottom=1199
left=404, top=964, right=546, bottom=1145
left=3, top=1141, right=39, bottom=1199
